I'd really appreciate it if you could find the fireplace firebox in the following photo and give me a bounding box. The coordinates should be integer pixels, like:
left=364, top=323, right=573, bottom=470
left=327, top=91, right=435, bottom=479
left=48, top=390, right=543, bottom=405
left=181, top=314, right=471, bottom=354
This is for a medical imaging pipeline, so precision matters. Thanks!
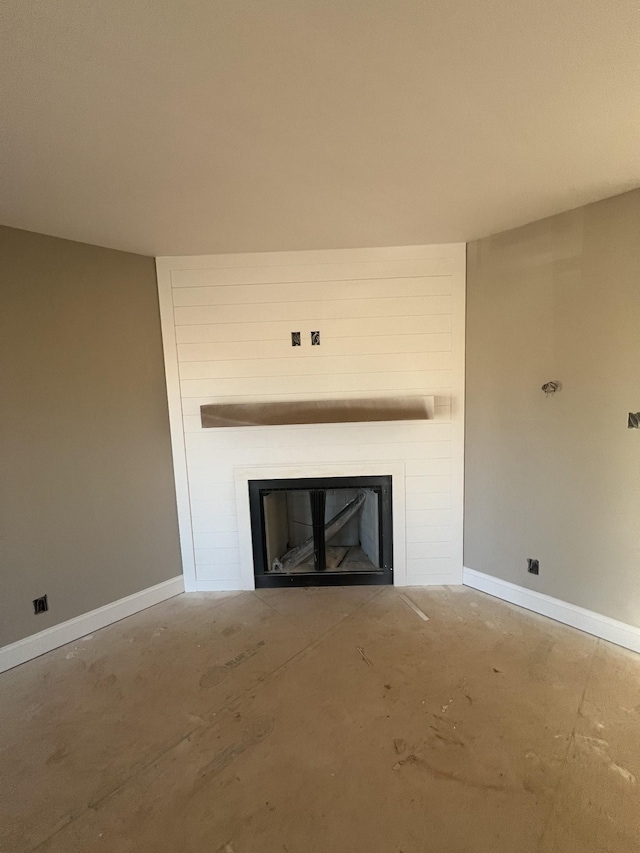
left=249, top=476, right=393, bottom=587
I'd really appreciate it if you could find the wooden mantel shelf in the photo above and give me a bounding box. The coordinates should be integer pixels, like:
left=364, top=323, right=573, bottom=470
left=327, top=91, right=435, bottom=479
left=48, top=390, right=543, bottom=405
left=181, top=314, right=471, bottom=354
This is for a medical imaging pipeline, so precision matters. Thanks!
left=200, top=396, right=435, bottom=428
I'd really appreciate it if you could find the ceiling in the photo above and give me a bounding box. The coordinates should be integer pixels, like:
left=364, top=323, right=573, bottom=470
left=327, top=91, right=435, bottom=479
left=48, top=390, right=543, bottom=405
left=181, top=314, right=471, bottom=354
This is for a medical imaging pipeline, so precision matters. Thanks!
left=1, top=1, right=638, bottom=257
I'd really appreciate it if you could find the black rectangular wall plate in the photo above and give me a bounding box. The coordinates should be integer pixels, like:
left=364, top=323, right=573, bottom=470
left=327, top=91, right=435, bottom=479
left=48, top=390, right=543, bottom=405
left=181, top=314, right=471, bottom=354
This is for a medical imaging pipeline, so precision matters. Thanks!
left=33, top=594, right=48, bottom=614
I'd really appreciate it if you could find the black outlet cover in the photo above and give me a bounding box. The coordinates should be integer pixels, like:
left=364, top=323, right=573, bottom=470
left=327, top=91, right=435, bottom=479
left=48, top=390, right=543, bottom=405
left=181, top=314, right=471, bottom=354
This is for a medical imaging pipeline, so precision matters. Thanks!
left=527, top=559, right=539, bottom=575
left=33, top=594, right=48, bottom=614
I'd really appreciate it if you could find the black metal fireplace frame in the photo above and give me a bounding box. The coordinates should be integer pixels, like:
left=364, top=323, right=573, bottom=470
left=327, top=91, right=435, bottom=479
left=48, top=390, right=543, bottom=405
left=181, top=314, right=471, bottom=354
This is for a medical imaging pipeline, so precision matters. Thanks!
left=249, top=475, right=393, bottom=588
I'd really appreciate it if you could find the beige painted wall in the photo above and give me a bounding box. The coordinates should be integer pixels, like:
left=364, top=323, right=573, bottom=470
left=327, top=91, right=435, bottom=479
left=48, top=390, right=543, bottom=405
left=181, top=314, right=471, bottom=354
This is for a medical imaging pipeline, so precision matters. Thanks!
left=0, top=226, right=181, bottom=647
left=465, top=189, right=640, bottom=628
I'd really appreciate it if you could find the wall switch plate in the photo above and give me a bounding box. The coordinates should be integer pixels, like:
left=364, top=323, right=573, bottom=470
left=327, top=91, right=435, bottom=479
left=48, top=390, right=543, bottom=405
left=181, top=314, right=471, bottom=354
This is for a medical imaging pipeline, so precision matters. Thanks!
left=291, top=332, right=301, bottom=346
left=527, top=558, right=539, bottom=575
left=311, top=331, right=320, bottom=346
left=33, top=595, right=48, bottom=614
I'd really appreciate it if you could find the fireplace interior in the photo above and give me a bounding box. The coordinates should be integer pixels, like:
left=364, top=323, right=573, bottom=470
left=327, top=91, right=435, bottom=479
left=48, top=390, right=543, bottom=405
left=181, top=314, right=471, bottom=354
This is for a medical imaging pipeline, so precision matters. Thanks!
left=249, top=476, right=393, bottom=587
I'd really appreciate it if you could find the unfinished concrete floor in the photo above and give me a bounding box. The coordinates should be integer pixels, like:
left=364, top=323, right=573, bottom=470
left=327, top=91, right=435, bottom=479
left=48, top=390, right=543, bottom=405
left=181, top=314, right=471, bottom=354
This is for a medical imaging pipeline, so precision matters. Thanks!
left=1, top=586, right=639, bottom=853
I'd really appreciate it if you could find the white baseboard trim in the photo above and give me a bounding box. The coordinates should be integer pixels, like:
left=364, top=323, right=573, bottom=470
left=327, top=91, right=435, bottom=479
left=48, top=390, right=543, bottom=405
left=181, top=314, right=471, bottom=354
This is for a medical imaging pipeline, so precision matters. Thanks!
left=0, top=576, right=185, bottom=674
left=463, top=567, right=640, bottom=654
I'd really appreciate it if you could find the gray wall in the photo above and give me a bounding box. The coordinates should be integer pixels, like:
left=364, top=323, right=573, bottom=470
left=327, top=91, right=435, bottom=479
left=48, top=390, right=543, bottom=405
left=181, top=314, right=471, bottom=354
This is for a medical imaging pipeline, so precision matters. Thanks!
left=465, top=189, right=640, bottom=628
left=0, top=226, right=181, bottom=647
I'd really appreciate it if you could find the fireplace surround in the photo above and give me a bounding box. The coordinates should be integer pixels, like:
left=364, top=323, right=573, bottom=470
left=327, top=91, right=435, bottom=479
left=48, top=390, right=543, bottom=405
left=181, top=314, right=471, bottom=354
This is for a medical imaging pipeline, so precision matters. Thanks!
left=157, top=243, right=465, bottom=592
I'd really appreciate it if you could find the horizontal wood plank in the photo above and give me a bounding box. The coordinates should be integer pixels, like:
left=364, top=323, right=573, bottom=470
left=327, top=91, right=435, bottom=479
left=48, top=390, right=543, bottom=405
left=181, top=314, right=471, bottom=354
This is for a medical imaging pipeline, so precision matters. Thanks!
left=190, top=514, right=238, bottom=534
left=405, top=557, right=454, bottom=576
left=193, top=548, right=240, bottom=567
left=406, top=542, right=454, bottom=559
left=171, top=257, right=453, bottom=288
left=179, top=352, right=452, bottom=381
left=180, top=370, right=452, bottom=398
left=406, top=509, right=452, bottom=528
left=175, top=314, right=452, bottom=343
left=190, top=524, right=239, bottom=543
left=174, top=295, right=452, bottom=326
left=184, top=421, right=451, bottom=448
left=406, top=492, right=451, bottom=511
left=172, top=276, right=452, bottom=306
left=405, top=476, right=452, bottom=494
left=406, top=525, right=453, bottom=544
left=177, top=333, right=451, bottom=362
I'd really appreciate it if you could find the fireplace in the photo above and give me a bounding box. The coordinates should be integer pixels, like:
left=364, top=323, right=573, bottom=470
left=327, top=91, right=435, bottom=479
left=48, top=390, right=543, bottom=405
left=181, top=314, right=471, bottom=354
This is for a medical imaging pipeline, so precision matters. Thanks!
left=249, top=475, right=393, bottom=587
left=159, top=244, right=464, bottom=592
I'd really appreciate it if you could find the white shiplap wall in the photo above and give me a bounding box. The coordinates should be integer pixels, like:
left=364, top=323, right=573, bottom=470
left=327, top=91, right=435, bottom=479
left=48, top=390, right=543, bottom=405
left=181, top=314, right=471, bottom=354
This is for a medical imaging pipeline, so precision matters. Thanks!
left=157, top=244, right=465, bottom=591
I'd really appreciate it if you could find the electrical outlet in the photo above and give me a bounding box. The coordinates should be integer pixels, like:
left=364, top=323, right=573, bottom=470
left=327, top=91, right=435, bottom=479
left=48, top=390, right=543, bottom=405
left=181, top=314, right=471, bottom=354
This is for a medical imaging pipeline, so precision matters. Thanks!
left=527, top=559, right=539, bottom=575
left=311, top=331, right=320, bottom=346
left=33, top=595, right=48, bottom=614
left=291, top=331, right=301, bottom=346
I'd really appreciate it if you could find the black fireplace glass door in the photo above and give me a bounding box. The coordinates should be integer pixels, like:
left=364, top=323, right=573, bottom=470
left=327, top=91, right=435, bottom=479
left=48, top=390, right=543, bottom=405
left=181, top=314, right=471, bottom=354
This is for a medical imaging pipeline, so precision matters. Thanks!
left=249, top=476, right=393, bottom=588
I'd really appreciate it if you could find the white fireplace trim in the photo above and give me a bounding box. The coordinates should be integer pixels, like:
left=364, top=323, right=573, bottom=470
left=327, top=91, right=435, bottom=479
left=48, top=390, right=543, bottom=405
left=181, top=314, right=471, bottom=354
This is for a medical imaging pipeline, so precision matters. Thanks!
left=234, top=462, right=407, bottom=589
